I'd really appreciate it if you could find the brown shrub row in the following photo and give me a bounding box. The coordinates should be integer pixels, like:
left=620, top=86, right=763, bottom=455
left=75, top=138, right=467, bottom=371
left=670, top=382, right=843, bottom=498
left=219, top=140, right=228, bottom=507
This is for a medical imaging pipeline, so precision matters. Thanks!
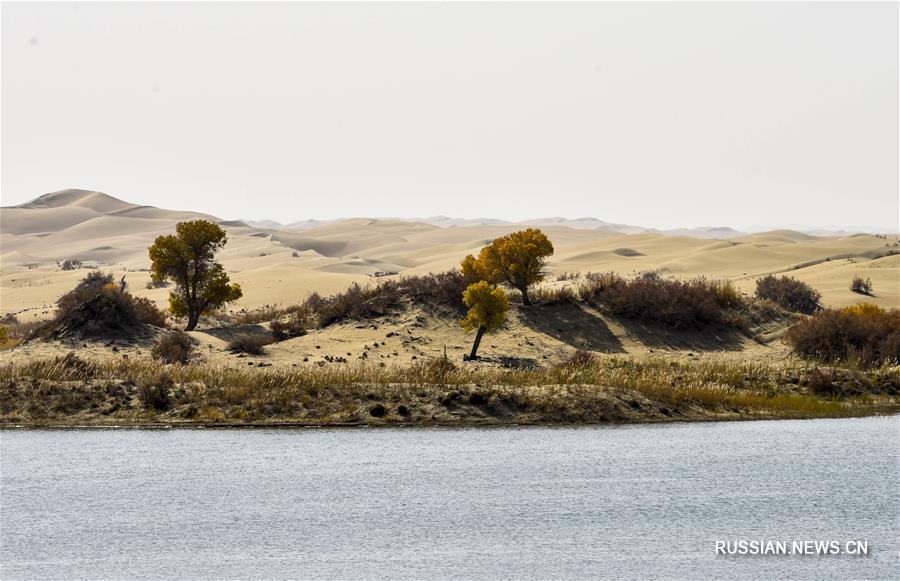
left=786, top=304, right=900, bottom=366
left=577, top=272, right=742, bottom=328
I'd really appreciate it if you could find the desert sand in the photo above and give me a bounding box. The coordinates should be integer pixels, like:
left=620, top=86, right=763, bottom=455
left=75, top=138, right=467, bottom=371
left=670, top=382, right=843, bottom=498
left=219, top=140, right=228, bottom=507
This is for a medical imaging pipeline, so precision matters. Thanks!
left=2, top=189, right=897, bottom=323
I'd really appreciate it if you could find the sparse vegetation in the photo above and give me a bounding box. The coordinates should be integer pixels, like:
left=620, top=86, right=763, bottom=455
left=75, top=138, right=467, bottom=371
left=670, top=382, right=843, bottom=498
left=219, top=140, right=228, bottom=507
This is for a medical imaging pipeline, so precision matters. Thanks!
left=531, top=285, right=578, bottom=305
left=712, top=281, right=743, bottom=309
left=131, top=296, right=168, bottom=328
left=220, top=304, right=305, bottom=326
left=149, top=220, right=243, bottom=331
left=227, top=333, right=275, bottom=355
left=786, top=303, right=900, bottom=367
left=850, top=275, right=873, bottom=296
left=138, top=374, right=173, bottom=410
left=59, top=259, right=82, bottom=271
left=755, top=275, right=821, bottom=314
left=270, top=317, right=307, bottom=341
left=461, top=228, right=554, bottom=305
left=566, top=349, right=595, bottom=367
left=151, top=332, right=195, bottom=364
left=0, top=314, right=46, bottom=343
left=208, top=272, right=466, bottom=331
left=312, top=282, right=401, bottom=327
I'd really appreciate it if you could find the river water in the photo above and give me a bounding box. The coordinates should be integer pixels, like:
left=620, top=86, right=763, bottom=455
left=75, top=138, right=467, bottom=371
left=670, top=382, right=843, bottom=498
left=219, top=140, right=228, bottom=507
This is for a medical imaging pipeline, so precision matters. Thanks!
left=1, top=417, right=897, bottom=580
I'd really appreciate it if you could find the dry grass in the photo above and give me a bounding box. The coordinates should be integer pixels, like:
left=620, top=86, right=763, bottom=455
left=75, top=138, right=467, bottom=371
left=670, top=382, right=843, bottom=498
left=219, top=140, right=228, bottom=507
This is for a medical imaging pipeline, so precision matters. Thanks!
left=1, top=354, right=896, bottom=426
left=151, top=332, right=195, bottom=364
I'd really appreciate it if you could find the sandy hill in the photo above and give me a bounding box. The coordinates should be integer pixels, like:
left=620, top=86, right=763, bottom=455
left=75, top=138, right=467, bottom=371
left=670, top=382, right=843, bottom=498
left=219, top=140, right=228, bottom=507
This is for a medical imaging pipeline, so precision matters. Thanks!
left=2, top=190, right=898, bottom=325
left=15, top=189, right=138, bottom=213
left=0, top=289, right=788, bottom=372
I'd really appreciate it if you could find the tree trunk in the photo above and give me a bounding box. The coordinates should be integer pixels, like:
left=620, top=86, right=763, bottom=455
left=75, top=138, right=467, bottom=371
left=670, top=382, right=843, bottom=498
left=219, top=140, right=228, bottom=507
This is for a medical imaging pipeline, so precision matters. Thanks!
left=520, top=285, right=531, bottom=306
left=468, top=326, right=487, bottom=360
left=185, top=309, right=200, bottom=332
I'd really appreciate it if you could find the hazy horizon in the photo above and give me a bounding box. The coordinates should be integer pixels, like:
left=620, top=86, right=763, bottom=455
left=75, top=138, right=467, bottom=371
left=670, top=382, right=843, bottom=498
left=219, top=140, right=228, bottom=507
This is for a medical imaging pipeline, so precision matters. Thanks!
left=5, top=186, right=896, bottom=235
left=2, top=2, right=898, bottom=231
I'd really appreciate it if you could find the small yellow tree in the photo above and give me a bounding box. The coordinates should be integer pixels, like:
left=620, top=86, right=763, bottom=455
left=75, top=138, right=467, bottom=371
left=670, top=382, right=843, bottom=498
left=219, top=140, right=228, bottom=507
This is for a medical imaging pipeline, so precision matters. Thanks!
left=148, top=220, right=243, bottom=331
left=460, top=281, right=509, bottom=360
left=460, top=228, right=553, bottom=305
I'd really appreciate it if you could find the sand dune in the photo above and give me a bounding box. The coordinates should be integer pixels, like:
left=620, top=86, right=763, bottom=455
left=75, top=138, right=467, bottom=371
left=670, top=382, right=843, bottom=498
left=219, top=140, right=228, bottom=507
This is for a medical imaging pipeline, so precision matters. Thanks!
left=17, top=189, right=138, bottom=213
left=2, top=190, right=898, bottom=319
left=0, top=206, right=102, bottom=235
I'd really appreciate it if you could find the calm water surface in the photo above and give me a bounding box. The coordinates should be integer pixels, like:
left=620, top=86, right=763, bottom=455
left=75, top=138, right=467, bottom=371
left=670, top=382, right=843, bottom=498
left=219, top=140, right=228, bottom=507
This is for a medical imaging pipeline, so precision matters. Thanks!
left=1, top=417, right=898, bottom=580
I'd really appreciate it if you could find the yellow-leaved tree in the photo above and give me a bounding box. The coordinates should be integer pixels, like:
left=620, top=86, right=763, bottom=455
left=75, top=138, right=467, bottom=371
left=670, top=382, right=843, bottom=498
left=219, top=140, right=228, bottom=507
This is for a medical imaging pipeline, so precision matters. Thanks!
left=460, top=228, right=553, bottom=306
left=460, top=281, right=509, bottom=360
left=148, top=220, right=243, bottom=331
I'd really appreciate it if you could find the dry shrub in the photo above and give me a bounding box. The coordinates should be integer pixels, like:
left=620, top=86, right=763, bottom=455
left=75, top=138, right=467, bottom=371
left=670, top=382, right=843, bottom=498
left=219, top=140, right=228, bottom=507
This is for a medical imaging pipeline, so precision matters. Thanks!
left=806, top=368, right=837, bottom=397
left=132, top=296, right=168, bottom=328
left=59, top=259, right=82, bottom=271
left=228, top=334, right=275, bottom=355
left=307, top=271, right=467, bottom=328
left=412, top=356, right=459, bottom=382
left=56, top=271, right=115, bottom=316
left=312, top=282, right=401, bottom=327
left=531, top=286, right=578, bottom=305
left=581, top=274, right=727, bottom=328
left=578, top=272, right=626, bottom=301
left=786, top=304, right=900, bottom=366
left=850, top=276, right=873, bottom=296
left=138, top=374, right=173, bottom=410
left=217, top=271, right=466, bottom=330
left=712, top=281, right=745, bottom=309
left=566, top=349, right=595, bottom=367
left=270, top=317, right=307, bottom=341
left=221, top=304, right=303, bottom=326
left=51, top=271, right=167, bottom=336
left=151, top=332, right=194, bottom=364
left=397, top=270, right=468, bottom=309
left=755, top=275, right=821, bottom=314
left=0, top=314, right=45, bottom=341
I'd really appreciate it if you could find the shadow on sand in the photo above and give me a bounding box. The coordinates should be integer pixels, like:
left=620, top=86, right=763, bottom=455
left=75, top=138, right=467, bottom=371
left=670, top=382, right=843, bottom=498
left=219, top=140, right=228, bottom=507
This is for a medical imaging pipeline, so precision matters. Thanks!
left=521, top=302, right=748, bottom=354
left=614, top=318, right=746, bottom=352
left=520, top=303, right=626, bottom=354
left=197, top=323, right=270, bottom=343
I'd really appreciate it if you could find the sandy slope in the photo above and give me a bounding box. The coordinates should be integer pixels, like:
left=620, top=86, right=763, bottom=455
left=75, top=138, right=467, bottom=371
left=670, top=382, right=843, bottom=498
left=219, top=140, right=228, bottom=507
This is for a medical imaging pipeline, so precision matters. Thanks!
left=2, top=190, right=898, bottom=324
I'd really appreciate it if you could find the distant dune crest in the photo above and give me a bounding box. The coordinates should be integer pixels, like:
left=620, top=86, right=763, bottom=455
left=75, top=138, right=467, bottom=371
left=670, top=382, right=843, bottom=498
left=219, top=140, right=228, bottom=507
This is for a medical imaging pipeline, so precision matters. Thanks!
left=5, top=189, right=890, bottom=239
left=245, top=214, right=745, bottom=239
left=2, top=189, right=897, bottom=318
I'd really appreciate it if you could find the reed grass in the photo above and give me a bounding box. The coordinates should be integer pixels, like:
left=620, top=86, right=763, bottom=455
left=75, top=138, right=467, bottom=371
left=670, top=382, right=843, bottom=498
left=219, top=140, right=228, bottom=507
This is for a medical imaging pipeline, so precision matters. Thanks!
left=1, top=354, right=896, bottom=425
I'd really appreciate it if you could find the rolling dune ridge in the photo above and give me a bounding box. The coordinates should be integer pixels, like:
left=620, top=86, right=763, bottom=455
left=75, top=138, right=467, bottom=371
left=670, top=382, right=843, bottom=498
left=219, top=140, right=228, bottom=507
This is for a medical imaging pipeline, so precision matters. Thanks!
left=2, top=189, right=897, bottom=326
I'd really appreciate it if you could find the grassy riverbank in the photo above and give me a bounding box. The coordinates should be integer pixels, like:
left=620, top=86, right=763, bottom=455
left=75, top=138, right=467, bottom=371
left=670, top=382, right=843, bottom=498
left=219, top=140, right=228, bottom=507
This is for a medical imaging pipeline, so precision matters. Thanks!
left=1, top=354, right=898, bottom=427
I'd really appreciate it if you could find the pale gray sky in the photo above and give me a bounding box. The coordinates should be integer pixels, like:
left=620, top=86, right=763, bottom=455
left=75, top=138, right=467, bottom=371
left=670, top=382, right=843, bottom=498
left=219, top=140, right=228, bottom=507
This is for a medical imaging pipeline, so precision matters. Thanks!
left=2, top=2, right=897, bottom=230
